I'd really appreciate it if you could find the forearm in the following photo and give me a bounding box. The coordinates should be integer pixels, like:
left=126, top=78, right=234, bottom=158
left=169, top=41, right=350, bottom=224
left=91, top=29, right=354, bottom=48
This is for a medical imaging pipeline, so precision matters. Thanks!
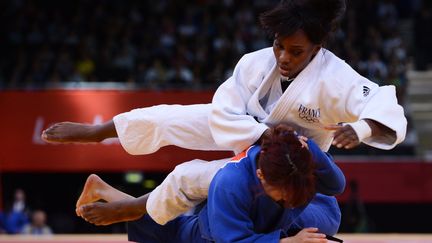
left=364, top=119, right=395, bottom=139
left=309, top=140, right=345, bottom=195
left=315, top=160, right=346, bottom=196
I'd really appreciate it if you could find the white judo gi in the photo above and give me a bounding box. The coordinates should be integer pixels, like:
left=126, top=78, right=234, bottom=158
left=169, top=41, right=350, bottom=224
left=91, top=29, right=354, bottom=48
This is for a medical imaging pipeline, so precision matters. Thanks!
left=113, top=47, right=407, bottom=225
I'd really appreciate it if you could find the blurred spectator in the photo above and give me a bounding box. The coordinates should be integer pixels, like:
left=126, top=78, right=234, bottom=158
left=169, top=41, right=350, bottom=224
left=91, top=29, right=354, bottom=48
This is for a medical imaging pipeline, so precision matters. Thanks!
left=12, top=189, right=28, bottom=214
left=386, top=52, right=408, bottom=105
left=21, top=209, right=53, bottom=235
left=0, top=189, right=30, bottom=234
left=0, top=211, right=6, bottom=234
left=0, top=0, right=415, bottom=95
left=413, top=1, right=432, bottom=70
left=361, top=51, right=388, bottom=85
left=139, top=59, right=169, bottom=89
left=341, top=180, right=374, bottom=233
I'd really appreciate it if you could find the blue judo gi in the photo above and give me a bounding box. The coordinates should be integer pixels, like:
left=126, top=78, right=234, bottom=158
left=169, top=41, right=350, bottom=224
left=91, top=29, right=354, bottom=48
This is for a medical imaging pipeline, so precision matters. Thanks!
left=128, top=139, right=345, bottom=243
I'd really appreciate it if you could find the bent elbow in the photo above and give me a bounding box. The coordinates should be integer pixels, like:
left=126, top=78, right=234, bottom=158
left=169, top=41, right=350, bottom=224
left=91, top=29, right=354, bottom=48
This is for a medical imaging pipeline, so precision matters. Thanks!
left=317, top=175, right=346, bottom=196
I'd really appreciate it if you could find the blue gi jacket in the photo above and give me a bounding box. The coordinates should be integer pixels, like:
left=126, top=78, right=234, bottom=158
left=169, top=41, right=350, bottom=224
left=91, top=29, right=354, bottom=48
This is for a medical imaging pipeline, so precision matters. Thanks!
left=198, top=139, right=345, bottom=242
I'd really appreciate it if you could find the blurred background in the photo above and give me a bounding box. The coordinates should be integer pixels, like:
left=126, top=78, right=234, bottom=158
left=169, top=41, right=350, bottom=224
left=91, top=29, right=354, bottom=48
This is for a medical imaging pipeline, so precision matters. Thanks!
left=0, top=0, right=431, bottom=236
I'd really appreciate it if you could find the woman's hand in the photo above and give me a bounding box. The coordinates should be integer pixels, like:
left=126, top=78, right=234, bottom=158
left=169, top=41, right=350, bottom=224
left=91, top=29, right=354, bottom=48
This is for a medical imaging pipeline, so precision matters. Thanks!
left=280, top=228, right=327, bottom=243
left=325, top=124, right=360, bottom=149
left=326, top=119, right=395, bottom=149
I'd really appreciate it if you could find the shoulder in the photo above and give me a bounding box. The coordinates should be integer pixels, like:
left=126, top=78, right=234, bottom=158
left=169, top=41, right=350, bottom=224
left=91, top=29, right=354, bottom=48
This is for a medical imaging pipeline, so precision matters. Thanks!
left=212, top=146, right=260, bottom=190
left=321, top=50, right=361, bottom=83
left=318, top=49, right=379, bottom=93
left=215, top=163, right=249, bottom=187
left=243, top=47, right=274, bottom=59
left=237, top=47, right=275, bottom=71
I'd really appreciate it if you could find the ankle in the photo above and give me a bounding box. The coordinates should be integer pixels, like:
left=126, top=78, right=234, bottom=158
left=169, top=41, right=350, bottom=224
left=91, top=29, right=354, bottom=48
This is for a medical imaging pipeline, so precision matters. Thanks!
left=93, top=122, right=117, bottom=142
left=90, top=125, right=104, bottom=142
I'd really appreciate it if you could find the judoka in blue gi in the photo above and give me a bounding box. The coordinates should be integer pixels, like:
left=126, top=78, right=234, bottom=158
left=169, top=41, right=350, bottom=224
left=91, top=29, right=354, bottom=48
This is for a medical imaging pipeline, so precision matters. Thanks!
left=76, top=124, right=345, bottom=242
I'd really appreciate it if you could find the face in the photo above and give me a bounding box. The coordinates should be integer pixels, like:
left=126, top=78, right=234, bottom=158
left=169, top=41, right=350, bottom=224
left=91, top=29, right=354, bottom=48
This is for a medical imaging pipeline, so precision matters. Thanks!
left=15, top=189, right=25, bottom=201
left=256, top=168, right=294, bottom=208
left=256, top=135, right=310, bottom=208
left=273, top=30, right=321, bottom=79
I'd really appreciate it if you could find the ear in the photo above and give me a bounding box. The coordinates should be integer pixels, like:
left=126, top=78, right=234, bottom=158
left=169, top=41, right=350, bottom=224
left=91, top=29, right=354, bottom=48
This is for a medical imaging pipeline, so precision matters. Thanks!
left=256, top=169, right=265, bottom=181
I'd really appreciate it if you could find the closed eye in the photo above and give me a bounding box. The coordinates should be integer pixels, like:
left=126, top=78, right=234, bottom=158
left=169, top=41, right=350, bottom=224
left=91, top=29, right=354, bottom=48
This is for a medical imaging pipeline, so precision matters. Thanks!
left=291, top=50, right=303, bottom=57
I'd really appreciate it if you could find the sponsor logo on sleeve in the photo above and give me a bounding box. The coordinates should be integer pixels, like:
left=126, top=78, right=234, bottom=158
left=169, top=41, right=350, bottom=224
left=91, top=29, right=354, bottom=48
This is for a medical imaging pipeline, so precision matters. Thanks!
left=363, top=86, right=370, bottom=97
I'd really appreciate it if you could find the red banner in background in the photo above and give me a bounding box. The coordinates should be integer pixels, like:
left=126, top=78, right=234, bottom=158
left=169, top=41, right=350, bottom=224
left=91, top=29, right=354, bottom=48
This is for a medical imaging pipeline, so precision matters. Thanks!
left=1, top=90, right=432, bottom=203
left=0, top=90, right=231, bottom=172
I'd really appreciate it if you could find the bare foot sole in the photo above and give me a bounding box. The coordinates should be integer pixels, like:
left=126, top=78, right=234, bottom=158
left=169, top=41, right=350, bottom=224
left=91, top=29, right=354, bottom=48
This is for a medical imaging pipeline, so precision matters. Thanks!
left=76, top=174, right=107, bottom=216
left=41, top=122, right=99, bottom=143
left=80, top=201, right=144, bottom=226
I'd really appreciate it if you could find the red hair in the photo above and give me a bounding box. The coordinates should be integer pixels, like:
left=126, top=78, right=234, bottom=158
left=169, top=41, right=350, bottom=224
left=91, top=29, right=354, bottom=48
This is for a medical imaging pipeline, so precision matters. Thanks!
left=258, top=124, right=316, bottom=208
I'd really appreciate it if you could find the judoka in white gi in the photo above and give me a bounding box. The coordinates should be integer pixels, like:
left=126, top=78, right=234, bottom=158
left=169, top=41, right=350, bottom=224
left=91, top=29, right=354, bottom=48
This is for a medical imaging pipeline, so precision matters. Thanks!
left=42, top=0, right=407, bottom=232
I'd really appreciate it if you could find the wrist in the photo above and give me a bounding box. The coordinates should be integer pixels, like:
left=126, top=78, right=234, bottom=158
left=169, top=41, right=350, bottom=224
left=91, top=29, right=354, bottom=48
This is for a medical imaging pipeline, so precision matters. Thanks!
left=345, top=120, right=372, bottom=142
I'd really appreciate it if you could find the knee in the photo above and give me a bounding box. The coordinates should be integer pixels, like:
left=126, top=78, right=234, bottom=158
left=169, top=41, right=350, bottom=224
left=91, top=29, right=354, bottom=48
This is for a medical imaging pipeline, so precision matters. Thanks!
left=169, top=160, right=206, bottom=185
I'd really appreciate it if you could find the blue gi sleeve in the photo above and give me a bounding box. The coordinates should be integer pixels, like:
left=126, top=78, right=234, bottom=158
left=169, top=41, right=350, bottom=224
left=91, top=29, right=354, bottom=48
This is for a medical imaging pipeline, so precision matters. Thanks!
left=207, top=169, right=281, bottom=243
left=307, top=139, right=346, bottom=195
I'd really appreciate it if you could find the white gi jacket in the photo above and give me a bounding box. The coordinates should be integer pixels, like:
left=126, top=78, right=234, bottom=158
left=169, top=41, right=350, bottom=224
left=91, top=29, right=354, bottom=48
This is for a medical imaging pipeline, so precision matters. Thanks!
left=210, top=47, right=407, bottom=154
left=113, top=47, right=407, bottom=225
left=114, top=48, right=406, bottom=155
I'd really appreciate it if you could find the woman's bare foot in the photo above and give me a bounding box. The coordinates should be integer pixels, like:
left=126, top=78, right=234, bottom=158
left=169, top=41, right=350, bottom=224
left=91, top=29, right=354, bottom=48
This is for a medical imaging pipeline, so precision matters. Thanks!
left=79, top=199, right=147, bottom=226
left=76, top=175, right=147, bottom=225
left=76, top=174, right=135, bottom=216
left=41, top=122, right=101, bottom=143
left=76, top=174, right=108, bottom=216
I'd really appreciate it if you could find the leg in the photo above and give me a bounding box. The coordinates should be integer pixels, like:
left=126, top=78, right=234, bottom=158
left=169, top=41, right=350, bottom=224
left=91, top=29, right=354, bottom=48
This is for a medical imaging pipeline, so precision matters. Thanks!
left=76, top=174, right=134, bottom=215
left=79, top=195, right=148, bottom=226
left=78, top=158, right=229, bottom=226
left=42, top=120, right=116, bottom=143
left=43, top=104, right=229, bottom=154
left=146, top=158, right=229, bottom=225
left=127, top=214, right=207, bottom=243
left=113, top=104, right=229, bottom=155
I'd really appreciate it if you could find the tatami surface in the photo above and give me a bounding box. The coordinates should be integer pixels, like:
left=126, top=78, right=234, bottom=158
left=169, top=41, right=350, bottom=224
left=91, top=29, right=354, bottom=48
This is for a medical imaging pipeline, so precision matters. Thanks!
left=1, top=234, right=432, bottom=243
left=337, top=234, right=432, bottom=243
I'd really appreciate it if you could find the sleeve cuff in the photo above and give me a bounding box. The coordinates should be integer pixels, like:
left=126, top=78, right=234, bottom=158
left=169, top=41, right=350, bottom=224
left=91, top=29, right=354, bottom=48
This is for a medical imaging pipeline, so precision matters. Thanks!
left=344, top=120, right=372, bottom=142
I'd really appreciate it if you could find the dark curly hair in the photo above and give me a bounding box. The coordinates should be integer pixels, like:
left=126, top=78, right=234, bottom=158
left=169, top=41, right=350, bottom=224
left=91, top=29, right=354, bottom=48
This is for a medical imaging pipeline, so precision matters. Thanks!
left=258, top=124, right=316, bottom=208
left=260, top=0, right=346, bottom=44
